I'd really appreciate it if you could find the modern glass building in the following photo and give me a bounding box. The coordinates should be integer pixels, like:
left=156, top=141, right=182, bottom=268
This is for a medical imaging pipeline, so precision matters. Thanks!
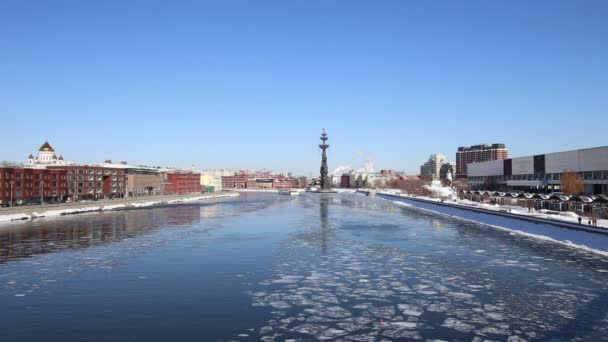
left=467, top=146, right=608, bottom=195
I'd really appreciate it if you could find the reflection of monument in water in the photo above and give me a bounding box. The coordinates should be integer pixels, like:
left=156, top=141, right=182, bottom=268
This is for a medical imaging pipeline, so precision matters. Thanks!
left=314, top=129, right=335, bottom=253
left=319, top=197, right=329, bottom=254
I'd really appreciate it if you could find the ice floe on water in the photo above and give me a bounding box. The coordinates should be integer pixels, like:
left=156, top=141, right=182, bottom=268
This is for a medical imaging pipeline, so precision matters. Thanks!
left=235, top=223, right=608, bottom=341
left=0, top=204, right=235, bottom=297
left=4, top=193, right=608, bottom=341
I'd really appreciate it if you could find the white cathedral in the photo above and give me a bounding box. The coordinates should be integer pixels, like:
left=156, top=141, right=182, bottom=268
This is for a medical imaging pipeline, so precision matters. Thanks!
left=27, top=140, right=68, bottom=167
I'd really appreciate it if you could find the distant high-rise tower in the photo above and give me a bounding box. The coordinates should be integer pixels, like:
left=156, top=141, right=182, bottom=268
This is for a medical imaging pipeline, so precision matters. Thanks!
left=456, top=144, right=508, bottom=179
left=420, top=154, right=450, bottom=181
left=319, top=129, right=331, bottom=190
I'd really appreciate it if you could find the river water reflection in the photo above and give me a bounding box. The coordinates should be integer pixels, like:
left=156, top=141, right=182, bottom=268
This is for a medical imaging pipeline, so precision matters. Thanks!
left=1, top=193, right=607, bottom=341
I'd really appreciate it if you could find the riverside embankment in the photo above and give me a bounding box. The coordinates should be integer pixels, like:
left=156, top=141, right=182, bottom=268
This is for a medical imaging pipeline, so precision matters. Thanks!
left=358, top=190, right=608, bottom=254
left=0, top=192, right=239, bottom=223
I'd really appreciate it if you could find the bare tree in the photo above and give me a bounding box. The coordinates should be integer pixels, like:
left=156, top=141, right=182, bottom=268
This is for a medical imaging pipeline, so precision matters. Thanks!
left=452, top=178, right=469, bottom=193
left=373, top=178, right=386, bottom=189
left=386, top=177, right=432, bottom=196
left=1, top=160, right=21, bottom=167
left=561, top=170, right=584, bottom=195
left=297, top=176, right=308, bottom=188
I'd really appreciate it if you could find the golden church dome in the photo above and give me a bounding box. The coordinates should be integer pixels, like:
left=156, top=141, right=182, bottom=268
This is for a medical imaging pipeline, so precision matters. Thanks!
left=39, top=141, right=55, bottom=152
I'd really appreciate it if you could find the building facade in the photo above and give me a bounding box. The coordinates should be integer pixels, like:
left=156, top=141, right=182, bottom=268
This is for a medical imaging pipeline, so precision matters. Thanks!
left=420, top=154, right=450, bottom=181
left=221, top=173, right=298, bottom=189
left=456, top=144, right=507, bottom=179
left=200, top=173, right=222, bottom=192
left=222, top=174, right=248, bottom=189
left=47, top=165, right=128, bottom=200
left=273, top=178, right=298, bottom=189
left=127, top=170, right=165, bottom=197
left=164, top=172, right=201, bottom=195
left=246, top=178, right=274, bottom=189
left=340, top=174, right=351, bottom=188
left=467, top=146, right=608, bottom=195
left=0, top=167, right=68, bottom=205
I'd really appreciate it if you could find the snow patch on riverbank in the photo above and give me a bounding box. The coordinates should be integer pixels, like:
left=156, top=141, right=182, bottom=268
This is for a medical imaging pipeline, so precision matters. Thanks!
left=32, top=206, right=103, bottom=218
left=167, top=193, right=238, bottom=203
left=102, top=204, right=128, bottom=210
left=380, top=194, right=608, bottom=257
left=0, top=193, right=239, bottom=223
left=0, top=213, right=31, bottom=222
left=377, top=190, right=607, bottom=229
left=130, top=201, right=162, bottom=208
left=235, top=189, right=278, bottom=193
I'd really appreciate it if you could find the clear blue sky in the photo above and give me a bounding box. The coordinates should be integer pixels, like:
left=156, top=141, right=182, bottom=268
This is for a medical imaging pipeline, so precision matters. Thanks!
left=1, top=0, right=607, bottom=175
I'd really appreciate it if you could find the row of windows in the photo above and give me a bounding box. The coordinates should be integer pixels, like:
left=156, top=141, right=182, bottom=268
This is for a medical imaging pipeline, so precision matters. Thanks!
left=1, top=173, right=63, bottom=180
left=5, top=190, right=64, bottom=197
left=470, top=170, right=608, bottom=182
left=3, top=181, right=65, bottom=188
left=68, top=188, right=125, bottom=194
left=68, top=182, right=124, bottom=188
left=69, top=188, right=103, bottom=194
left=67, top=175, right=125, bottom=181
left=67, top=169, right=124, bottom=176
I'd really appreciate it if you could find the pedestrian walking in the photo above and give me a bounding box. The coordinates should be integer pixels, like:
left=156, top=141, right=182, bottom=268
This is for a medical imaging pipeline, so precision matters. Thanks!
left=578, top=216, right=582, bottom=224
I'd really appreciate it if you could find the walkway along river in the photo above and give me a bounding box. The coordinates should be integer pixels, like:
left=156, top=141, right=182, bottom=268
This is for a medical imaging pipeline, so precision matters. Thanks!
left=0, top=192, right=607, bottom=341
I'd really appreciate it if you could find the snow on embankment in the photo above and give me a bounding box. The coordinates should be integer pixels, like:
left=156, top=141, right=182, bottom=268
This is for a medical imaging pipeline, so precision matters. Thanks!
left=376, top=192, right=608, bottom=255
left=167, top=193, right=238, bottom=203
left=0, top=193, right=239, bottom=223
left=234, top=189, right=278, bottom=193
left=31, top=206, right=104, bottom=219
left=0, top=213, right=32, bottom=222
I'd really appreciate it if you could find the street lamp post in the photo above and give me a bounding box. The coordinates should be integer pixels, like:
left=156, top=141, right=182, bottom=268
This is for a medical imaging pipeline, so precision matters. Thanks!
left=40, top=180, right=44, bottom=205
left=9, top=180, right=14, bottom=207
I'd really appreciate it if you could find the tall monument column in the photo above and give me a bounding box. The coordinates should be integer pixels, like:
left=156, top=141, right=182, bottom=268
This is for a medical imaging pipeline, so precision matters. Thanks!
left=319, top=129, right=332, bottom=190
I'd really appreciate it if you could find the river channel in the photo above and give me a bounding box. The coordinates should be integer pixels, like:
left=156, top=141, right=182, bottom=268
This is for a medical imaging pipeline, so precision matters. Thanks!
left=1, top=193, right=607, bottom=341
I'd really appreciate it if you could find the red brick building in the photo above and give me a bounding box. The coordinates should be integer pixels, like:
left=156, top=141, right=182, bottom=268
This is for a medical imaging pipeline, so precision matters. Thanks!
left=340, top=174, right=351, bottom=188
left=273, top=178, right=298, bottom=189
left=222, top=173, right=298, bottom=189
left=164, top=172, right=201, bottom=195
left=222, top=174, right=248, bottom=189
left=0, top=167, right=68, bottom=206
left=47, top=165, right=128, bottom=200
left=246, top=178, right=274, bottom=189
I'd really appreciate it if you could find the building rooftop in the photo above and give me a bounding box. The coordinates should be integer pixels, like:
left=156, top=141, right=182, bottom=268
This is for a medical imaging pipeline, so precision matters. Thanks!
left=458, top=143, right=506, bottom=151
left=38, top=141, right=55, bottom=152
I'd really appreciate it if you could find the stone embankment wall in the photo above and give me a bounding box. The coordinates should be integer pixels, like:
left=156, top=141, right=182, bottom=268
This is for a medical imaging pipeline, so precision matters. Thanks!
left=358, top=190, right=608, bottom=254
left=0, top=192, right=238, bottom=222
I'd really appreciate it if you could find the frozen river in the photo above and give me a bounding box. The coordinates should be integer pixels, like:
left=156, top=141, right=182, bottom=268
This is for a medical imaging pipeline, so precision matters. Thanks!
left=1, top=193, right=608, bottom=341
